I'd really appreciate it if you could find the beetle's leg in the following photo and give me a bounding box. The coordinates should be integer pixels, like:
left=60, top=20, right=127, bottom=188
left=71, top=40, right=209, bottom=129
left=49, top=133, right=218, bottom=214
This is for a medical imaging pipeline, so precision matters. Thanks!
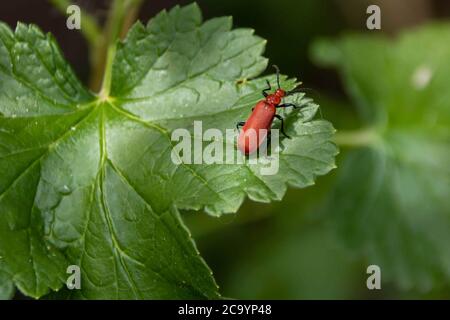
left=277, top=103, right=298, bottom=109
left=274, top=114, right=291, bottom=139
left=262, top=80, right=271, bottom=97
left=236, top=121, right=245, bottom=131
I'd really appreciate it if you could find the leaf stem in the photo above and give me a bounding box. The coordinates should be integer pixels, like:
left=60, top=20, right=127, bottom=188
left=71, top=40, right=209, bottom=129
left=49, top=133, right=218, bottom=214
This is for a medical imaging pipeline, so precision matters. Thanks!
left=99, top=44, right=116, bottom=99
left=91, top=0, right=123, bottom=94
left=120, top=0, right=144, bottom=38
left=50, top=0, right=144, bottom=92
left=49, top=0, right=102, bottom=46
left=334, top=127, right=380, bottom=147
left=91, top=0, right=144, bottom=93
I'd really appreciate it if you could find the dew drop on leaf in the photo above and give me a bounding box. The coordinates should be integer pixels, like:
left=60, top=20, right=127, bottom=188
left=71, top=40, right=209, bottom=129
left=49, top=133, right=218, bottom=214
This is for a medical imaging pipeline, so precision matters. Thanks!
left=60, top=185, right=71, bottom=195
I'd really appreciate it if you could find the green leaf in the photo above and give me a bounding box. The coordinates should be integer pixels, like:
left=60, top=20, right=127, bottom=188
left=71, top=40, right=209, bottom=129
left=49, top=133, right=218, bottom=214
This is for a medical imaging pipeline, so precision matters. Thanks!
left=0, top=270, right=14, bottom=300
left=0, top=22, right=88, bottom=298
left=0, top=3, right=336, bottom=299
left=312, top=24, right=450, bottom=291
left=109, top=4, right=337, bottom=215
left=0, top=20, right=219, bottom=299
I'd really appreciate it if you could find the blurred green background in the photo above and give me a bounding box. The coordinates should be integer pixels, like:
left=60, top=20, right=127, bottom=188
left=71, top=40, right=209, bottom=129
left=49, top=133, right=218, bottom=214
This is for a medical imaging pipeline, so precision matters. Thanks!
left=2, top=0, right=449, bottom=299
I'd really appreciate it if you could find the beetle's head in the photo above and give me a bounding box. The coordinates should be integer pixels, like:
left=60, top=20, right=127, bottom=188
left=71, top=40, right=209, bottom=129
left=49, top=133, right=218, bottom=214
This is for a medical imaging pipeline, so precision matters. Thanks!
left=275, top=89, right=286, bottom=97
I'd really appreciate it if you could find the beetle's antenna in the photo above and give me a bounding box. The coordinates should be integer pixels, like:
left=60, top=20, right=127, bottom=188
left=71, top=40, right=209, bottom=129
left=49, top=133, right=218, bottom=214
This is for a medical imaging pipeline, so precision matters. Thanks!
left=286, top=87, right=323, bottom=119
left=273, top=65, right=281, bottom=89
left=287, top=87, right=319, bottom=96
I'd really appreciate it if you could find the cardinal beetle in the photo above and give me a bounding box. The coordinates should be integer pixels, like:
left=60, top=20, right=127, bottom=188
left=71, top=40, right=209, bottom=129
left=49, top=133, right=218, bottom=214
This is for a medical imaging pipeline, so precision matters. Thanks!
left=237, top=65, right=300, bottom=155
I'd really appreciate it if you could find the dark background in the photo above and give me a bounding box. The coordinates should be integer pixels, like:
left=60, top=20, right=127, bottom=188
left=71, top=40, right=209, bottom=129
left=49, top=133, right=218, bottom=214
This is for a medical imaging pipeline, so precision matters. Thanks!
left=3, top=0, right=450, bottom=97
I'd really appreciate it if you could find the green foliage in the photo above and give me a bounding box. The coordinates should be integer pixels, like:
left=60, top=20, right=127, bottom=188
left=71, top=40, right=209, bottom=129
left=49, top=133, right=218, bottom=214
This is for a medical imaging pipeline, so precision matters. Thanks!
left=223, top=221, right=362, bottom=299
left=312, top=24, right=450, bottom=291
left=0, top=271, right=14, bottom=300
left=0, top=4, right=336, bottom=299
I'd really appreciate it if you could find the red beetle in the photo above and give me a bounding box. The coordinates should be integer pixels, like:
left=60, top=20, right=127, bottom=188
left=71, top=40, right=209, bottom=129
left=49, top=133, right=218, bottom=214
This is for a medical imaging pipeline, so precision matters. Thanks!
left=237, top=65, right=299, bottom=155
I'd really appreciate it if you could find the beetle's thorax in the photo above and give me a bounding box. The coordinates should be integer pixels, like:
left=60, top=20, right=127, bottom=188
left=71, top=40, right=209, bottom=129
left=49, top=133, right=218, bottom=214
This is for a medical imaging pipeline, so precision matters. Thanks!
left=266, top=94, right=281, bottom=105
left=265, top=89, right=285, bottom=105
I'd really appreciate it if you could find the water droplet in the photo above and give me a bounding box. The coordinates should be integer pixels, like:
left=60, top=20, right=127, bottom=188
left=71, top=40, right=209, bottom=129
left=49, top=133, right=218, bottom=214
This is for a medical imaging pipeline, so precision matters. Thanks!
left=60, top=185, right=71, bottom=195
left=70, top=126, right=76, bottom=131
left=412, top=65, right=433, bottom=90
left=11, top=114, right=17, bottom=118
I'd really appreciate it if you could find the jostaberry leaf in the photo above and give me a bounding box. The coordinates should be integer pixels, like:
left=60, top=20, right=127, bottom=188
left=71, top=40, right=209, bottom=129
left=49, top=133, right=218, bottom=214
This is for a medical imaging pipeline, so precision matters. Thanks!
left=0, top=3, right=337, bottom=299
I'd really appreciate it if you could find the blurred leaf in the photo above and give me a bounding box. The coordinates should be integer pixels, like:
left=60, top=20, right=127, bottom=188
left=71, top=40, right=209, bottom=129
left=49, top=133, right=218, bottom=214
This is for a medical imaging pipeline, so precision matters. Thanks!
left=220, top=220, right=362, bottom=299
left=312, top=24, right=450, bottom=291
